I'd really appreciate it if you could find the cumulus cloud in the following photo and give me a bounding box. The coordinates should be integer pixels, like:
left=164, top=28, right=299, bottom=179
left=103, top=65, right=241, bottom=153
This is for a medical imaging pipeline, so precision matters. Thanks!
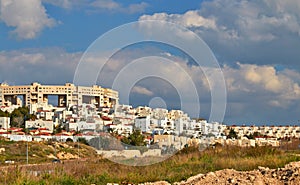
left=42, top=0, right=148, bottom=14
left=2, top=46, right=300, bottom=123
left=91, top=0, right=120, bottom=10
left=138, top=0, right=300, bottom=68
left=223, top=63, right=300, bottom=108
left=0, top=48, right=82, bottom=85
left=42, top=0, right=72, bottom=9
left=0, top=0, right=57, bottom=39
left=201, top=0, right=300, bottom=41
left=127, top=2, right=148, bottom=14
left=131, top=86, right=154, bottom=96
left=140, top=10, right=217, bottom=30
left=90, top=0, right=148, bottom=14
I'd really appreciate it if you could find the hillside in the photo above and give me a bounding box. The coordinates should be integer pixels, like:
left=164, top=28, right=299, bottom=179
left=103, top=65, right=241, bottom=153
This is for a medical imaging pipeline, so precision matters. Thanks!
left=0, top=138, right=98, bottom=164
left=1, top=140, right=300, bottom=184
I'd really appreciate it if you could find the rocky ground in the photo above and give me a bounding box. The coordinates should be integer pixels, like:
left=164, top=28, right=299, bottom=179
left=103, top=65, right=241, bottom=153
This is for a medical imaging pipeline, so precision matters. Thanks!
left=141, top=161, right=300, bottom=185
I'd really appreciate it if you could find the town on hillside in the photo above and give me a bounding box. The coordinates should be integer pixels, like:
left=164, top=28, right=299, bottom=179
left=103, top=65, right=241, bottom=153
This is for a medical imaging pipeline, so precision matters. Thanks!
left=1, top=82, right=300, bottom=155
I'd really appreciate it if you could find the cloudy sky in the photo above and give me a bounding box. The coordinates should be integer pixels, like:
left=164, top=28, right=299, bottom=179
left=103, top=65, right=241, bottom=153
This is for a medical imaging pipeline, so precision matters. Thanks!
left=1, top=0, right=300, bottom=125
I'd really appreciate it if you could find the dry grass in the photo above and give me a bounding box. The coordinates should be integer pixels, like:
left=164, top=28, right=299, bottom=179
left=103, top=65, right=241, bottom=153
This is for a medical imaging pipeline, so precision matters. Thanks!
left=0, top=139, right=98, bottom=164
left=1, top=145, right=300, bottom=184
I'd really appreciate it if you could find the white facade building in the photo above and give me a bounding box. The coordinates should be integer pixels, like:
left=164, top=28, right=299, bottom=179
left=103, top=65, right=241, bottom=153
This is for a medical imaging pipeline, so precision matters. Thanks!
left=25, top=120, right=54, bottom=133
left=135, top=116, right=151, bottom=133
left=78, top=121, right=96, bottom=131
left=0, top=82, right=118, bottom=108
left=0, top=117, right=10, bottom=129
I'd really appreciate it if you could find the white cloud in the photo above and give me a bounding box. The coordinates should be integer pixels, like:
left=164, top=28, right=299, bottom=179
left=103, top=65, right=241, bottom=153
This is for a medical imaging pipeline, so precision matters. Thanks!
left=91, top=0, right=120, bottom=10
left=223, top=63, right=300, bottom=108
left=131, top=86, right=154, bottom=96
left=0, top=0, right=57, bottom=39
left=200, top=0, right=300, bottom=41
left=0, top=48, right=81, bottom=84
left=139, top=10, right=217, bottom=30
left=127, top=2, right=148, bottom=14
left=2, top=47, right=300, bottom=123
left=42, top=0, right=148, bottom=14
left=139, top=1, right=300, bottom=42
left=42, top=0, right=72, bottom=9
left=91, top=0, right=148, bottom=14
left=138, top=0, right=300, bottom=71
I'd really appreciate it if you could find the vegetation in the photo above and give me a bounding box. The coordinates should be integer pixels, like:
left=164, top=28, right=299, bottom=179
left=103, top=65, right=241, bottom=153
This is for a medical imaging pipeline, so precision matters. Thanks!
left=1, top=142, right=300, bottom=184
left=77, top=137, right=89, bottom=145
left=0, top=137, right=97, bottom=164
left=0, top=106, right=36, bottom=128
left=227, top=128, right=238, bottom=139
left=245, top=131, right=263, bottom=139
left=121, top=130, right=146, bottom=146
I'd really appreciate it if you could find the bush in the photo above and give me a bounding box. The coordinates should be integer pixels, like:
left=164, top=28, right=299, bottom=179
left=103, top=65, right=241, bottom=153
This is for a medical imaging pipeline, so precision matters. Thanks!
left=77, top=137, right=89, bottom=145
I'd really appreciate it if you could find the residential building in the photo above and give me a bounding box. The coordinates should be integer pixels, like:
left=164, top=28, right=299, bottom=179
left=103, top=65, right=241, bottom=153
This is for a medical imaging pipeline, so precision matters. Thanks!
left=0, top=117, right=10, bottom=129
left=0, top=82, right=118, bottom=108
left=25, top=120, right=54, bottom=133
left=135, top=116, right=151, bottom=133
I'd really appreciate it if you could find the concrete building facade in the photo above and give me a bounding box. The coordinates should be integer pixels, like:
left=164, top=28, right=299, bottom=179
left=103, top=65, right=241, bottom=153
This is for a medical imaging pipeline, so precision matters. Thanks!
left=0, top=117, right=10, bottom=129
left=0, top=82, right=118, bottom=108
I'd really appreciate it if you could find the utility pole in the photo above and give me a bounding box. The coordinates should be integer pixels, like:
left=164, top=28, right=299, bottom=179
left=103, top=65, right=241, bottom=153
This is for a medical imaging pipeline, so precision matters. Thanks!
left=77, top=127, right=80, bottom=159
left=78, top=138, right=80, bottom=159
left=54, top=142, right=56, bottom=158
left=26, top=135, right=28, bottom=164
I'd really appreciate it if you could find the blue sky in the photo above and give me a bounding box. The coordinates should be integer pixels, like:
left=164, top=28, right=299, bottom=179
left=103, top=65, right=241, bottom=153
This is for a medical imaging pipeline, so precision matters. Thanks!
left=0, top=0, right=203, bottom=51
left=1, top=0, right=300, bottom=125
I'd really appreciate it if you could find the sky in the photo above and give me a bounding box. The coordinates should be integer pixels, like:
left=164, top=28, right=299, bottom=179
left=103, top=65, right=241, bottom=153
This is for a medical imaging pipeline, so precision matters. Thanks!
left=1, top=0, right=300, bottom=125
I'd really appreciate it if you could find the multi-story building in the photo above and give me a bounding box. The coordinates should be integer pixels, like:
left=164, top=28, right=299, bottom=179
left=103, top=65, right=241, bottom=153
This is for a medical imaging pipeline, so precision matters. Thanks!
left=0, top=117, right=10, bottom=129
left=0, top=82, right=118, bottom=108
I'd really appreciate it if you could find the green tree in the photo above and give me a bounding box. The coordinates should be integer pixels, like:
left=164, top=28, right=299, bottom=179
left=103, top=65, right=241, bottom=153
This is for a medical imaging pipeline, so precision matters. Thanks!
left=10, top=106, right=32, bottom=128
left=10, top=109, right=23, bottom=127
left=227, top=128, right=238, bottom=139
left=121, top=130, right=146, bottom=146
left=0, top=109, right=9, bottom=117
left=78, top=137, right=89, bottom=145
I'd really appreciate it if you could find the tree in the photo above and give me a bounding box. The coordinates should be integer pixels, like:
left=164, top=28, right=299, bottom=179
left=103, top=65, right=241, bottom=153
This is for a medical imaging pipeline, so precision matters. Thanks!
left=121, top=130, right=146, bottom=146
left=0, top=110, right=9, bottom=117
left=54, top=124, right=65, bottom=134
left=245, top=134, right=254, bottom=139
left=227, top=128, right=238, bottom=139
left=10, top=106, right=32, bottom=128
left=22, top=128, right=30, bottom=134
left=10, top=109, right=23, bottom=127
left=77, top=137, right=89, bottom=145
left=253, top=131, right=262, bottom=138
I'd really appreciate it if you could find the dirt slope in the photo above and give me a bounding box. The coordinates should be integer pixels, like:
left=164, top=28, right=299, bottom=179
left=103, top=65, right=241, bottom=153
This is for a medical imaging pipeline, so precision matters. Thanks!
left=142, top=161, right=300, bottom=185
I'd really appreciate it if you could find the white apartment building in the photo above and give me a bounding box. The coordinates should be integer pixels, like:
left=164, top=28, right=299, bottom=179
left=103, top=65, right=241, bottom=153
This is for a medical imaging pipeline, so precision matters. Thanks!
left=36, top=110, right=54, bottom=121
left=135, top=116, right=151, bottom=133
left=25, top=120, right=54, bottom=133
left=227, top=125, right=300, bottom=139
left=168, top=110, right=188, bottom=120
left=108, top=124, right=133, bottom=136
left=0, top=82, right=118, bottom=108
left=0, top=117, right=10, bottom=129
left=152, top=108, right=168, bottom=120
left=135, top=106, right=152, bottom=117
left=78, top=121, right=96, bottom=131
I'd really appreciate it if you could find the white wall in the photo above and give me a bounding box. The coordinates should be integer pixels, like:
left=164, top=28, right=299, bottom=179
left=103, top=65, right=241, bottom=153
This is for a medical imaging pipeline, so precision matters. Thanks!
left=0, top=117, right=10, bottom=129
